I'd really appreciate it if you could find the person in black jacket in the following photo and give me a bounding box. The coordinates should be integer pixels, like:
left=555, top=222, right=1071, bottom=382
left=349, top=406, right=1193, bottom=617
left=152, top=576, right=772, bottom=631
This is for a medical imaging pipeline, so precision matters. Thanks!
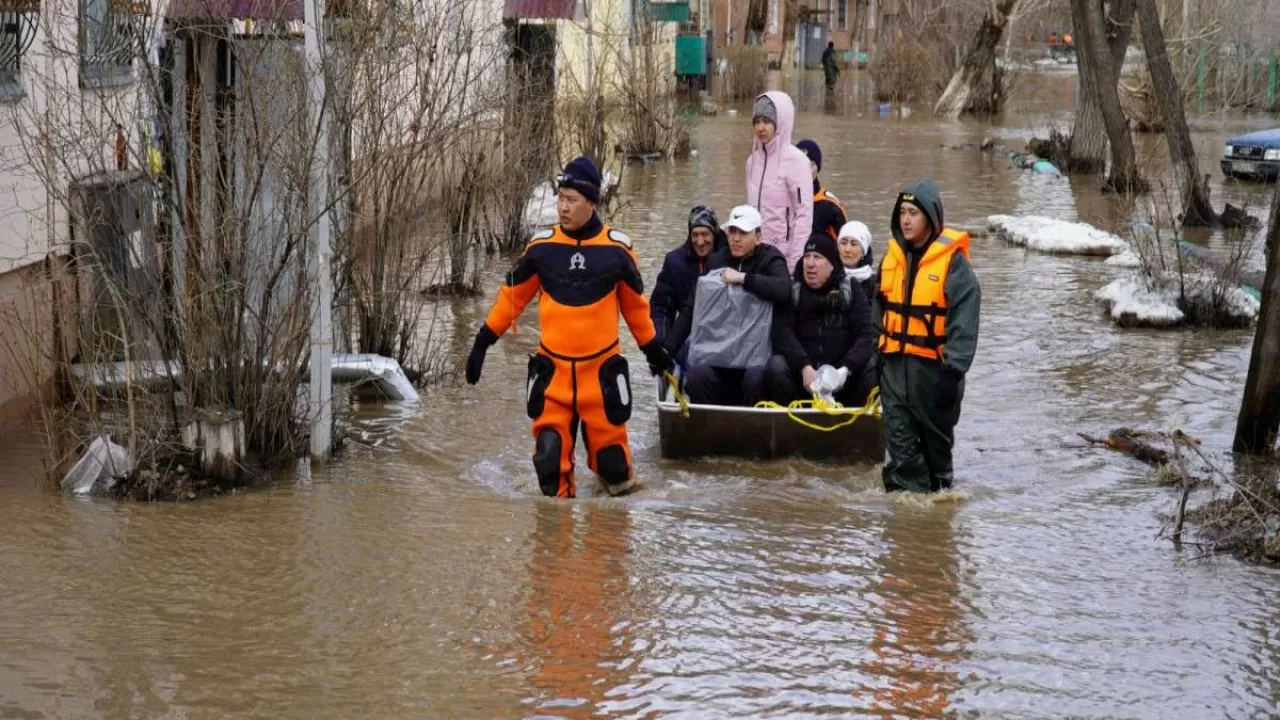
left=796, top=139, right=848, bottom=243
left=666, top=205, right=792, bottom=406
left=765, top=233, right=876, bottom=406
left=649, top=205, right=726, bottom=354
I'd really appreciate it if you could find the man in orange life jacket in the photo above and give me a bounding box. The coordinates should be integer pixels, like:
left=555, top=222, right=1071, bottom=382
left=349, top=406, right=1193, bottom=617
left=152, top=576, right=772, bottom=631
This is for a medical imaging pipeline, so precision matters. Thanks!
left=465, top=156, right=674, bottom=498
left=796, top=139, right=848, bottom=242
left=875, top=179, right=980, bottom=493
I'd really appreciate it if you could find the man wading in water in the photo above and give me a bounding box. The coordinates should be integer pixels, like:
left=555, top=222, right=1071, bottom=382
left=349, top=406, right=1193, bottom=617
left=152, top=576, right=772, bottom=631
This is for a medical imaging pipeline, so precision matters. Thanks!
left=875, top=179, right=980, bottom=493
left=465, top=156, right=674, bottom=498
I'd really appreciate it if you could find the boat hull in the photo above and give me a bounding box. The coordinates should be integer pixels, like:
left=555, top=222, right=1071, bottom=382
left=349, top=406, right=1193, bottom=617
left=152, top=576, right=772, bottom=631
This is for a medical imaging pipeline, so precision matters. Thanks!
left=657, top=400, right=884, bottom=463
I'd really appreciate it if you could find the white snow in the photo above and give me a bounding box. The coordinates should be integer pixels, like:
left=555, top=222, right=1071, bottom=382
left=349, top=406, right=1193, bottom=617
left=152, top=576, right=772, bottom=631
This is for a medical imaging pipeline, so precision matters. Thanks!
left=1097, top=275, right=1185, bottom=327
left=1097, top=271, right=1260, bottom=328
left=988, top=215, right=1129, bottom=256
left=521, top=172, right=621, bottom=234
left=1104, top=249, right=1143, bottom=268
left=521, top=181, right=558, bottom=232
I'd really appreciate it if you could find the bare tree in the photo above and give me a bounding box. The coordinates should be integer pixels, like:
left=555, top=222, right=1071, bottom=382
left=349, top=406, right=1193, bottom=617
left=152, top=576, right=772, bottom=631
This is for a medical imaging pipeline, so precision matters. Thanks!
left=1133, top=0, right=1215, bottom=225
left=934, top=0, right=1020, bottom=117
left=1234, top=187, right=1280, bottom=454
left=1073, top=0, right=1145, bottom=192
left=1067, top=0, right=1135, bottom=173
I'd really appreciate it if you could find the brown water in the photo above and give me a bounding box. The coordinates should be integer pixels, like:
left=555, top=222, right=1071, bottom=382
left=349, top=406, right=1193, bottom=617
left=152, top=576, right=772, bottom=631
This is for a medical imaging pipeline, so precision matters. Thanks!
left=4, top=72, right=1280, bottom=719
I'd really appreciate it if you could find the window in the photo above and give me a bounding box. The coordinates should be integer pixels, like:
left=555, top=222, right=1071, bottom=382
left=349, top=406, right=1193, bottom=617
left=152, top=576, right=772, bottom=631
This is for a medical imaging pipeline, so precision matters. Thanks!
left=837, top=0, right=847, bottom=29
left=0, top=1, right=38, bottom=100
left=81, top=0, right=142, bottom=87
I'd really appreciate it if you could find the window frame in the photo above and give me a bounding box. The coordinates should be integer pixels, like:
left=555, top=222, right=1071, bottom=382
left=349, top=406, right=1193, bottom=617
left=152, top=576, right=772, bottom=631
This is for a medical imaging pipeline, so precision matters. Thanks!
left=80, top=0, right=143, bottom=89
left=0, top=2, right=39, bottom=100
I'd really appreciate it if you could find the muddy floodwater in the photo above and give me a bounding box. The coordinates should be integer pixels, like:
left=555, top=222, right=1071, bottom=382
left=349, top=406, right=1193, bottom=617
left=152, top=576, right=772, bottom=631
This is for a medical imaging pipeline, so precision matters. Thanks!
left=4, top=72, right=1280, bottom=719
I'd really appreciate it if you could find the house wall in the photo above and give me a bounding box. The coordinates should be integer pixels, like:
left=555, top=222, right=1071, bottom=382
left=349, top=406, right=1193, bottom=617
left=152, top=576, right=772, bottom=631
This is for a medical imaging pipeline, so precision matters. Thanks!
left=0, top=0, right=147, bottom=414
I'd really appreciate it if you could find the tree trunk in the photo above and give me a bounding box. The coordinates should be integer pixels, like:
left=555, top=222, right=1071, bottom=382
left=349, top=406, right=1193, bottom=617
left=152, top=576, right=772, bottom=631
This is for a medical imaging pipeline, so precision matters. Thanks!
left=1074, top=0, right=1145, bottom=192
left=1068, top=0, right=1135, bottom=173
left=1233, top=187, right=1280, bottom=454
left=934, top=0, right=1019, bottom=118
left=1134, top=0, right=1217, bottom=226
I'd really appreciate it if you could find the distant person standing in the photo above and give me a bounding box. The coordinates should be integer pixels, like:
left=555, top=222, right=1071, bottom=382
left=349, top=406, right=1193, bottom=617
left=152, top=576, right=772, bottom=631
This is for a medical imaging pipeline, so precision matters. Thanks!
left=822, top=41, right=839, bottom=91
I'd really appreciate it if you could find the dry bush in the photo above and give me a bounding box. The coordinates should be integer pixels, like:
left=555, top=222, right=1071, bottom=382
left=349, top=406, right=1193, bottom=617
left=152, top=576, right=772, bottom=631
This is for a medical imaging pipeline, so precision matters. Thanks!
left=871, top=35, right=951, bottom=103
left=615, top=24, right=690, bottom=158
left=717, top=45, right=768, bottom=101
left=1124, top=192, right=1261, bottom=328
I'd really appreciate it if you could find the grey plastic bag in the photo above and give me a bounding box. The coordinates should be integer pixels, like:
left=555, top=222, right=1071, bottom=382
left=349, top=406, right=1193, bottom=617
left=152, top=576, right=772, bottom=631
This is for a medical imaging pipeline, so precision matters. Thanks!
left=686, top=270, right=773, bottom=369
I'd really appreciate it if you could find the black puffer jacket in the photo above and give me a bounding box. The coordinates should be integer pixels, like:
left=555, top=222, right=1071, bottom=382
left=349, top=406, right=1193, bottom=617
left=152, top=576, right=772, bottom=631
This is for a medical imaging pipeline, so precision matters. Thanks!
left=773, top=261, right=874, bottom=376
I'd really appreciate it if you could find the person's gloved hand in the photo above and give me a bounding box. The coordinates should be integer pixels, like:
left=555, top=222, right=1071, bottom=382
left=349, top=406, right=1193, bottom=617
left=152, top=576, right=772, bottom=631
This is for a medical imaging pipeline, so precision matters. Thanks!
left=465, top=325, right=500, bottom=385
left=640, top=339, right=674, bottom=377
left=935, top=366, right=963, bottom=411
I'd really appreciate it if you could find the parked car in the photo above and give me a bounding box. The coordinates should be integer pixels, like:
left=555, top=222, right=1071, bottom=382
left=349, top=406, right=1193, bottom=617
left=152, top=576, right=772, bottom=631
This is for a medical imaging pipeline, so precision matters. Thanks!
left=1221, top=128, right=1280, bottom=182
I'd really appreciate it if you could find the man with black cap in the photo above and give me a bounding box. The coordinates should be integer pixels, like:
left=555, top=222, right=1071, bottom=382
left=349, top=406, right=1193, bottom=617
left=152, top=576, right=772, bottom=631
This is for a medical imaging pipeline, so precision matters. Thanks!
left=650, top=205, right=726, bottom=356
left=875, top=179, right=981, bottom=493
left=796, top=139, right=848, bottom=242
left=765, top=232, right=876, bottom=406
left=465, top=156, right=674, bottom=499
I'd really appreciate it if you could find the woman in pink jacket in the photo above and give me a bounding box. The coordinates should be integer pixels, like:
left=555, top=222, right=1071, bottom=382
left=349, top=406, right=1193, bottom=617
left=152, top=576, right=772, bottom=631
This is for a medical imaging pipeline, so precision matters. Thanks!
left=745, top=91, right=813, bottom=274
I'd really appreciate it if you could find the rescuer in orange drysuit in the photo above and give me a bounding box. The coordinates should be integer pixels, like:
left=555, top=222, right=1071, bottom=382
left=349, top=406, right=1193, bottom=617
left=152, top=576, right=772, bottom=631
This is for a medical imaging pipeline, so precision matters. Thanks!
left=465, top=156, right=674, bottom=498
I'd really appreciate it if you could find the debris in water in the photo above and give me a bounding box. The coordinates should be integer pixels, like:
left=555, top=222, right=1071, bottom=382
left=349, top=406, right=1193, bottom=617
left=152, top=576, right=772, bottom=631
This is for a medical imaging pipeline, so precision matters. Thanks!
left=1077, top=427, right=1182, bottom=465
left=62, top=435, right=133, bottom=496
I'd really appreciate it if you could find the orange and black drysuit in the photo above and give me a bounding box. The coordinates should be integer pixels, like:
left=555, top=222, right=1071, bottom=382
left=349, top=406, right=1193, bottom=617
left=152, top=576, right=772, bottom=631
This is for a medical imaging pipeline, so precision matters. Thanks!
left=469, top=214, right=667, bottom=498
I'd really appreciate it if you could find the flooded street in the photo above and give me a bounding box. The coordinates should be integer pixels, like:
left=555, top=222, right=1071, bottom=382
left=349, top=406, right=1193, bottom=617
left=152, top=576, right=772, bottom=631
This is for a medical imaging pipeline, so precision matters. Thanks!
left=4, top=72, right=1280, bottom=718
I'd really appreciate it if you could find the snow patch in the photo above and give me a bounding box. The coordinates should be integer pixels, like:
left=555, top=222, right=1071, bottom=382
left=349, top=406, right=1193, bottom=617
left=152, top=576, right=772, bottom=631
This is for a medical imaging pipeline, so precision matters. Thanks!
left=1097, top=275, right=1184, bottom=327
left=1097, top=271, right=1260, bottom=328
left=521, top=172, right=621, bottom=234
left=1104, top=249, right=1143, bottom=268
left=988, top=214, right=1129, bottom=256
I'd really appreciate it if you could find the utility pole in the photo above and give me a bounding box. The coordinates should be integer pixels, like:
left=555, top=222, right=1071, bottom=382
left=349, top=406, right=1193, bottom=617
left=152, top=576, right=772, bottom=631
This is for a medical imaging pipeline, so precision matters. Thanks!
left=304, top=0, right=333, bottom=462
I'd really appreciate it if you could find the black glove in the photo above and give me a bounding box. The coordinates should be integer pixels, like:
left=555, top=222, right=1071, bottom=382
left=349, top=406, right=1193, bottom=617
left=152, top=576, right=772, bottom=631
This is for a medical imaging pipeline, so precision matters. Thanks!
left=935, top=366, right=963, bottom=411
left=640, top=339, right=675, bottom=377
left=465, top=325, right=499, bottom=385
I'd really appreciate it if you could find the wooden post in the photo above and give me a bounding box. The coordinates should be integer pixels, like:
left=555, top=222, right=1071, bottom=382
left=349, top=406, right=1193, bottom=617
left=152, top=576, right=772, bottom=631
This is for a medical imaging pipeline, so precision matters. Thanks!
left=1234, top=186, right=1280, bottom=454
left=181, top=407, right=245, bottom=481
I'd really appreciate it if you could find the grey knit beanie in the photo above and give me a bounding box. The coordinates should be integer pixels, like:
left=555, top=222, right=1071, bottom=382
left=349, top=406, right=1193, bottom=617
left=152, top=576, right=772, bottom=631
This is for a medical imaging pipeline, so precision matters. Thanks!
left=752, top=95, right=777, bottom=127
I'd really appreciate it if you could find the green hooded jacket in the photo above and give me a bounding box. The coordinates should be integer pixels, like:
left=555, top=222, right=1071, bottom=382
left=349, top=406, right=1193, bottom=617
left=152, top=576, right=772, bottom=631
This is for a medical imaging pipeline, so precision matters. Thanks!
left=873, top=178, right=981, bottom=377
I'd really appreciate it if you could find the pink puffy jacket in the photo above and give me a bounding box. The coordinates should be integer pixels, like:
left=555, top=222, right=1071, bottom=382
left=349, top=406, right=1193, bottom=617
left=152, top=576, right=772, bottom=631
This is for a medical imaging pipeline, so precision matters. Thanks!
left=744, top=91, right=813, bottom=275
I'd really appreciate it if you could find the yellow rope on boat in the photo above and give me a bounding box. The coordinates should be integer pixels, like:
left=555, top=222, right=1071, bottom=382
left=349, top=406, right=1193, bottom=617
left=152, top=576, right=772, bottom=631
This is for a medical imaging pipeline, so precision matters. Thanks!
left=754, top=387, right=882, bottom=432
left=664, top=370, right=690, bottom=418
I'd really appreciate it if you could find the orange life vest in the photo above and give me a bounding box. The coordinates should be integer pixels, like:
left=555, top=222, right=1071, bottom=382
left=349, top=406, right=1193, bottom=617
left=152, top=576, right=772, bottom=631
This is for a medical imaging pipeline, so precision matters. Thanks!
left=814, top=188, right=847, bottom=239
left=877, top=228, right=970, bottom=360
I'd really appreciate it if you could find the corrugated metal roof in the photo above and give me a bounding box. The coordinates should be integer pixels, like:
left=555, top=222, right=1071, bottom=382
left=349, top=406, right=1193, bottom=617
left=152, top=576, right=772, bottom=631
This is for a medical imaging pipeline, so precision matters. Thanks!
left=167, top=0, right=302, bottom=21
left=503, top=0, right=575, bottom=20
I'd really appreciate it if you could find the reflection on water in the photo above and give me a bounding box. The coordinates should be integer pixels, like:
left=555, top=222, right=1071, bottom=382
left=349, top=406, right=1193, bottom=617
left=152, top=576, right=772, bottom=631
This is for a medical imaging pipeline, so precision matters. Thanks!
left=2, top=70, right=1280, bottom=719
left=859, top=505, right=967, bottom=718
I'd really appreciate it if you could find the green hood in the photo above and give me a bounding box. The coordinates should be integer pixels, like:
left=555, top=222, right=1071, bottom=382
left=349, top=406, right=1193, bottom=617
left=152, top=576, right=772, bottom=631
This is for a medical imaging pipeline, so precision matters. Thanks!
left=890, top=178, right=944, bottom=250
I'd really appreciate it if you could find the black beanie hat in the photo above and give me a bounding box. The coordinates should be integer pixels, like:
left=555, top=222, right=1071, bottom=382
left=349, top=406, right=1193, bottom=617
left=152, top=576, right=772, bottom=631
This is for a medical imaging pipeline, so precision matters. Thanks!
left=558, top=156, right=603, bottom=204
left=796, top=139, right=822, bottom=172
left=803, top=232, right=841, bottom=269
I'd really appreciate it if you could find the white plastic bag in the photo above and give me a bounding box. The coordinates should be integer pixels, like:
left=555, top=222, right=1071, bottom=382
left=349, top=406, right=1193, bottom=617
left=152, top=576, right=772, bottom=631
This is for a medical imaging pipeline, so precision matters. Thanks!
left=810, top=364, right=849, bottom=405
